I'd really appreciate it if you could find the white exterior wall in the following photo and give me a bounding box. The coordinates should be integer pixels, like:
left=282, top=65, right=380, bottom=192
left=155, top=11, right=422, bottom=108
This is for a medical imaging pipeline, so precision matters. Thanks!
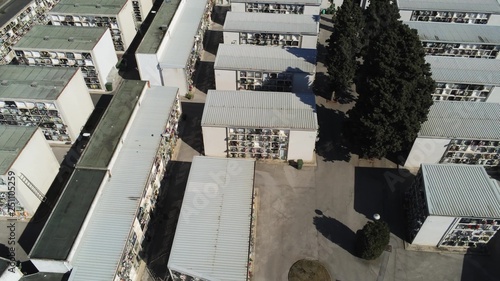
left=489, top=14, right=500, bottom=25
left=223, top=31, right=239, bottom=45
left=399, top=10, right=412, bottom=21
left=202, top=127, right=228, bottom=157
left=10, top=129, right=59, bottom=215
left=303, top=5, right=320, bottom=15
left=139, top=0, right=154, bottom=21
left=136, top=53, right=162, bottom=86
left=412, top=216, right=456, bottom=246
left=215, top=69, right=237, bottom=90
left=29, top=259, right=72, bottom=274
left=301, top=35, right=318, bottom=49
left=486, top=86, right=500, bottom=103
left=117, top=1, right=137, bottom=51
left=404, top=137, right=450, bottom=168
left=92, top=29, right=118, bottom=90
left=56, top=69, right=94, bottom=142
left=162, top=68, right=188, bottom=96
left=287, top=129, right=316, bottom=162
left=292, top=72, right=315, bottom=93
left=231, top=3, right=245, bottom=12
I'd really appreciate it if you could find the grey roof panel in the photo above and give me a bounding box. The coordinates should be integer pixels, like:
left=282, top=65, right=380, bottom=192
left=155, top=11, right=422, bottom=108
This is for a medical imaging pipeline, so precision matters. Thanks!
left=168, top=156, right=255, bottom=281
left=405, top=21, right=500, bottom=44
left=427, top=56, right=500, bottom=85
left=13, top=25, right=107, bottom=51
left=0, top=125, right=37, bottom=175
left=69, top=86, right=178, bottom=281
left=202, top=90, right=318, bottom=130
left=77, top=80, right=146, bottom=169
left=214, top=44, right=316, bottom=73
left=0, top=66, right=78, bottom=100
left=0, top=0, right=32, bottom=28
left=49, top=0, right=127, bottom=15
left=223, top=12, right=319, bottom=34
left=422, top=164, right=500, bottom=217
left=419, top=101, right=500, bottom=139
left=136, top=0, right=182, bottom=54
left=397, top=0, right=500, bottom=13
left=159, top=0, right=209, bottom=68
left=29, top=169, right=108, bottom=260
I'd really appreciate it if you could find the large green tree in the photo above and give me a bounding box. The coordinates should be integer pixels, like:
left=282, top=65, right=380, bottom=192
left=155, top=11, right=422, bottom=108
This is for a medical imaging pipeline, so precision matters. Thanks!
left=361, top=0, right=401, bottom=54
left=346, top=23, right=434, bottom=159
left=355, top=220, right=390, bottom=260
left=326, top=0, right=364, bottom=99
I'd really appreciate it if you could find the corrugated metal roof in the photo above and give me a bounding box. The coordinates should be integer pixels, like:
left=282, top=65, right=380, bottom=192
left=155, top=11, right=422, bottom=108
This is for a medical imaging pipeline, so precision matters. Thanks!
left=397, top=0, right=500, bottom=13
left=214, top=44, right=316, bottom=73
left=419, top=101, right=500, bottom=139
left=158, top=0, right=209, bottom=68
left=0, top=125, right=37, bottom=175
left=69, top=86, right=179, bottom=281
left=13, top=25, right=107, bottom=51
left=421, top=164, right=500, bottom=217
left=231, top=0, right=321, bottom=5
left=0, top=66, right=78, bottom=100
left=223, top=12, right=319, bottom=34
left=0, top=0, right=32, bottom=28
left=405, top=21, right=500, bottom=44
left=427, top=56, right=500, bottom=85
left=202, top=90, right=318, bottom=130
left=49, top=0, right=127, bottom=15
left=168, top=156, right=255, bottom=281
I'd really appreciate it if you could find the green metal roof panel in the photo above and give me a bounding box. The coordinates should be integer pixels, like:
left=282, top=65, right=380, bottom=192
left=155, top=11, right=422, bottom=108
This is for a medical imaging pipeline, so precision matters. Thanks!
left=0, top=0, right=32, bottom=28
left=49, top=0, right=127, bottom=15
left=29, top=169, right=107, bottom=260
left=77, top=80, right=146, bottom=169
left=0, top=125, right=37, bottom=175
left=397, top=0, right=500, bottom=13
left=422, top=164, right=500, bottom=217
left=136, top=0, right=182, bottom=54
left=406, top=21, right=500, bottom=44
left=0, top=66, right=77, bottom=100
left=13, top=25, right=107, bottom=51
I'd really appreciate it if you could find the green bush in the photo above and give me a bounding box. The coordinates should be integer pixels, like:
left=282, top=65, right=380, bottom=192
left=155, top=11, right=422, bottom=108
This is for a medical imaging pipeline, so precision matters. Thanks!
left=355, top=220, right=390, bottom=260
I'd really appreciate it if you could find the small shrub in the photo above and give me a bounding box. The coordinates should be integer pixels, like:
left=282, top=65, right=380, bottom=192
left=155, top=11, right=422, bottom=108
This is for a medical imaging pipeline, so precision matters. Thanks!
left=355, top=220, right=390, bottom=260
left=185, top=92, right=194, bottom=100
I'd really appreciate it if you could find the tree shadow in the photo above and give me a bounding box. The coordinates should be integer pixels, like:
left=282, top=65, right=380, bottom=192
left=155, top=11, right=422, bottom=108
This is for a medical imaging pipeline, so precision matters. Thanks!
left=313, top=213, right=356, bottom=255
left=354, top=167, right=414, bottom=241
left=316, top=42, right=327, bottom=65
left=315, top=105, right=351, bottom=162
left=140, top=161, right=192, bottom=281
left=312, top=72, right=331, bottom=101
left=461, top=234, right=500, bottom=281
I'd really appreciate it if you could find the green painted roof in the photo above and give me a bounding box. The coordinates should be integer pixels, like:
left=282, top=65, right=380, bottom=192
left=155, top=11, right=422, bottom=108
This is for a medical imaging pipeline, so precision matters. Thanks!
left=0, top=66, right=77, bottom=100
left=77, top=80, right=146, bottom=168
left=49, top=0, right=127, bottom=16
left=13, top=25, right=107, bottom=51
left=0, top=0, right=32, bottom=28
left=0, top=125, right=37, bottom=175
left=29, top=168, right=107, bottom=260
left=136, top=0, right=182, bottom=54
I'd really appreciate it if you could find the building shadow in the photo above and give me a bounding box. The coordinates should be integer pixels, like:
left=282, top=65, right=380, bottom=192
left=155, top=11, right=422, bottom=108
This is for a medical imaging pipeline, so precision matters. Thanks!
left=315, top=105, right=351, bottom=162
left=140, top=160, right=191, bottom=280
left=18, top=95, right=112, bottom=255
left=203, top=29, right=223, bottom=57
left=319, top=23, right=334, bottom=32
left=313, top=212, right=356, bottom=255
left=178, top=102, right=205, bottom=155
left=461, top=234, right=500, bottom=281
left=313, top=72, right=332, bottom=101
left=0, top=244, right=10, bottom=259
left=320, top=15, right=333, bottom=23
left=354, top=167, right=415, bottom=241
left=192, top=61, right=215, bottom=94
left=211, top=6, right=230, bottom=25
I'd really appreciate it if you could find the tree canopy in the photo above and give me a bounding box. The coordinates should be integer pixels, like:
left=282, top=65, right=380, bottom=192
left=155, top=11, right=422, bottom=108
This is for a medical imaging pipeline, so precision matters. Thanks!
left=326, top=0, right=364, bottom=98
left=355, top=220, right=391, bottom=260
